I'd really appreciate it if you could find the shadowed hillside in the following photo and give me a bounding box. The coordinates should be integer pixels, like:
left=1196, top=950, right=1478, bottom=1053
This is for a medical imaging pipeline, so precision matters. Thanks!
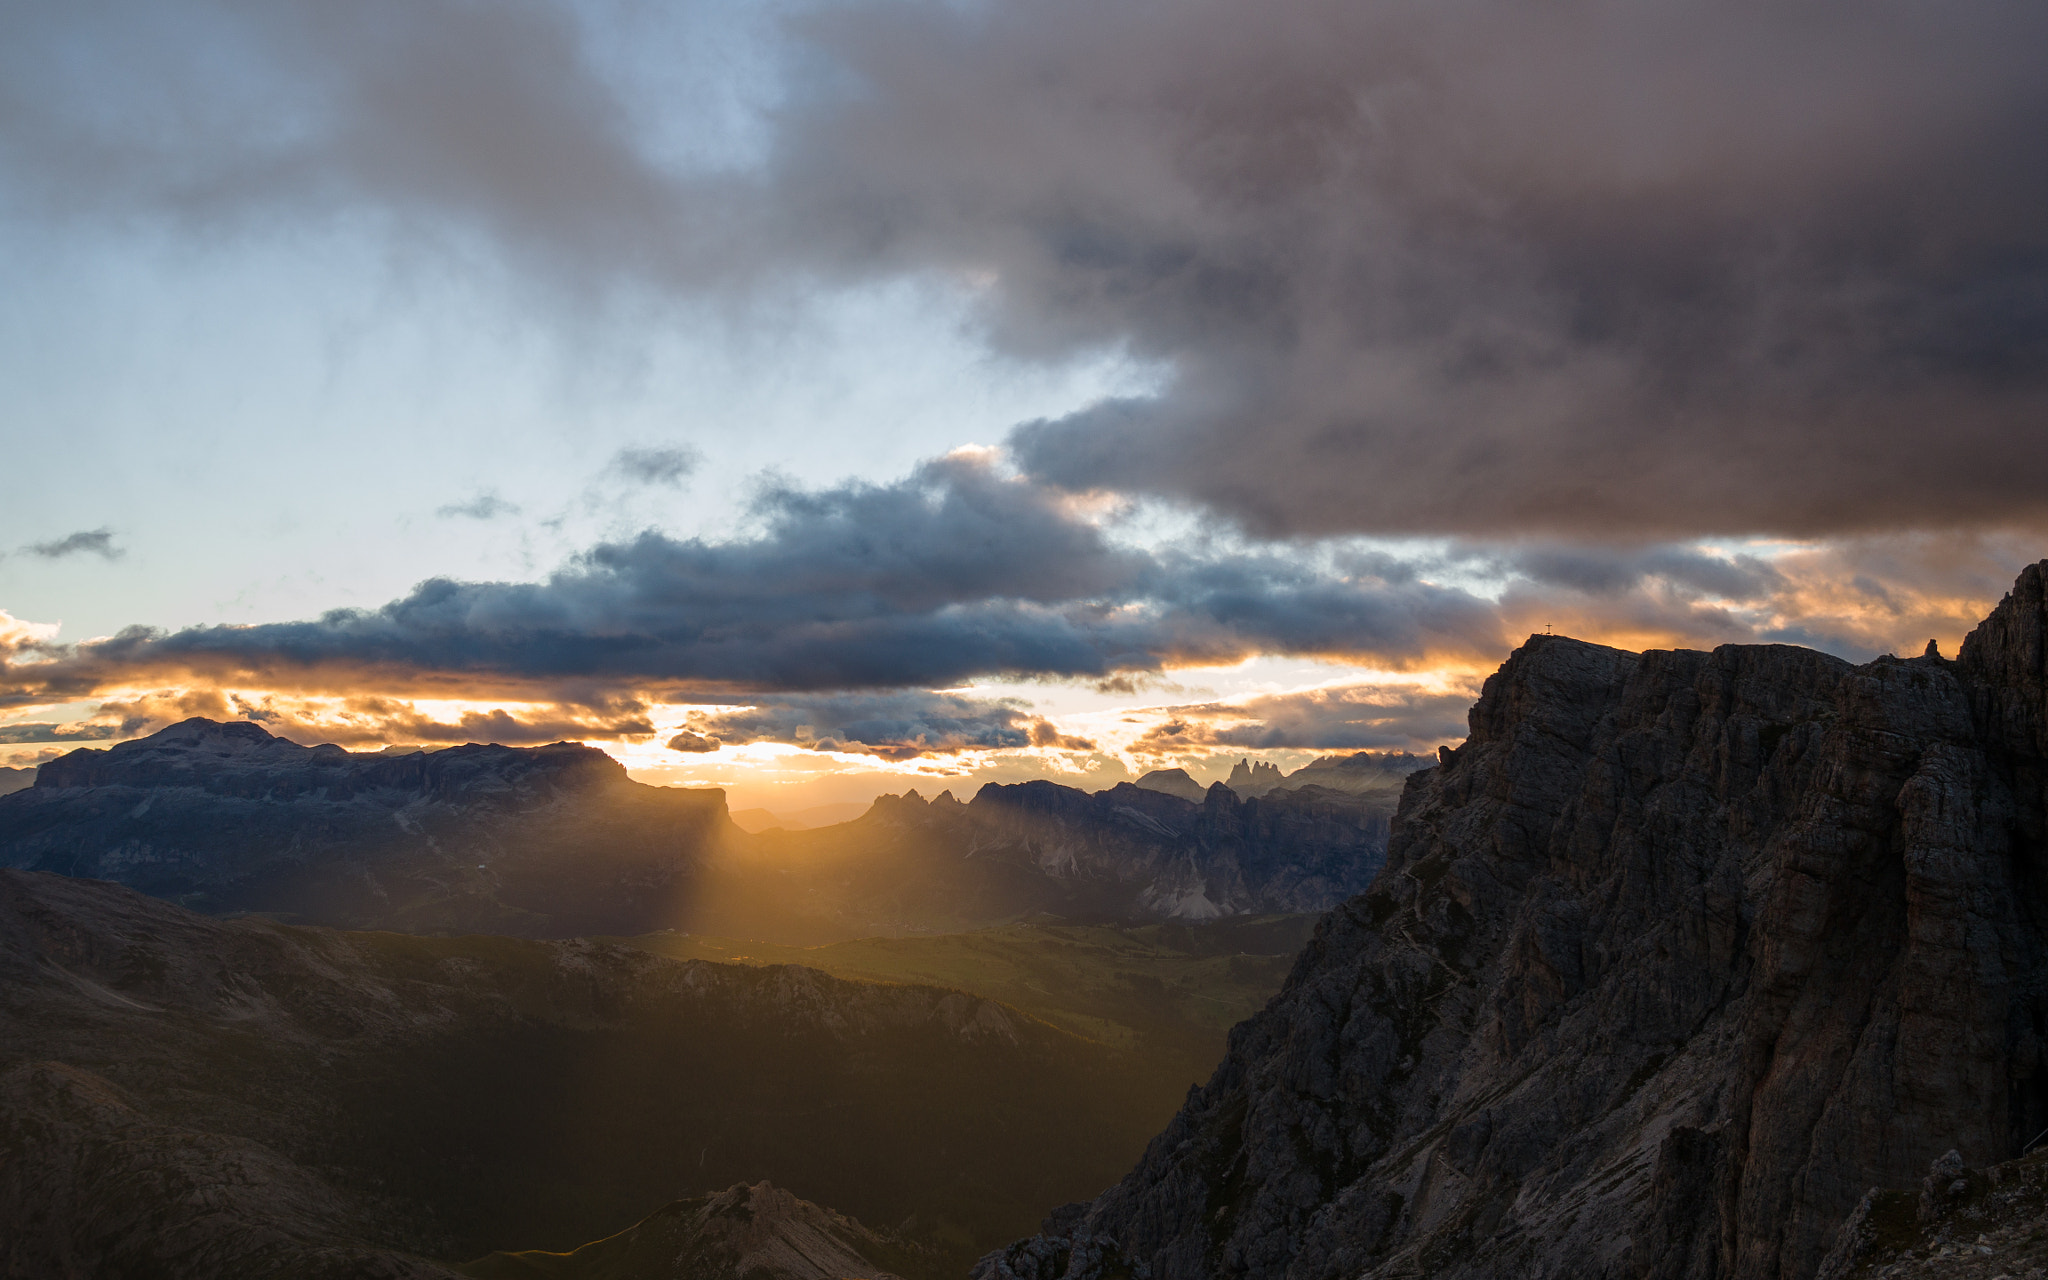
left=621, top=914, right=1323, bottom=1087
left=0, top=869, right=1181, bottom=1278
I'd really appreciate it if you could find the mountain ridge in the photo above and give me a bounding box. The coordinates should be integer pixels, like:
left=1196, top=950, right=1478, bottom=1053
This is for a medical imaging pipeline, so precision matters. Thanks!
left=1, top=726, right=1397, bottom=939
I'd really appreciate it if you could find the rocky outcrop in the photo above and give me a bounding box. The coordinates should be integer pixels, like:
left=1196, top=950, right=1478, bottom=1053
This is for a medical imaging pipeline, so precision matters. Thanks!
left=463, top=1180, right=927, bottom=1280
left=0, top=868, right=1174, bottom=1276
left=1226, top=760, right=1286, bottom=798
left=1814, top=1145, right=2048, bottom=1279
left=0, top=718, right=733, bottom=936
left=985, top=562, right=2048, bottom=1280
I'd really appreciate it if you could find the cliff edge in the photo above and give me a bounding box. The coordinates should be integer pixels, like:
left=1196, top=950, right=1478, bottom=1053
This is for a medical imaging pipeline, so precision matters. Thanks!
left=982, top=562, right=2048, bottom=1280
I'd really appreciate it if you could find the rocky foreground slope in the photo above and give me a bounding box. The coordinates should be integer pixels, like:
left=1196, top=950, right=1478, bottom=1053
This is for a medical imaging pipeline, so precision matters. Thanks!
left=984, top=562, right=2048, bottom=1280
left=0, top=869, right=1172, bottom=1278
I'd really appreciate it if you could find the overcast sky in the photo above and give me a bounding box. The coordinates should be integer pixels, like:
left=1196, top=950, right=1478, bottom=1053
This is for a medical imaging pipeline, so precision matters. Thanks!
left=3, top=0, right=2044, bottom=810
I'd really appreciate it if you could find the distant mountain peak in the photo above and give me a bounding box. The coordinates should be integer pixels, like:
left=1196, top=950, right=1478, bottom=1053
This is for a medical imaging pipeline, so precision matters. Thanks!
left=1132, top=767, right=1206, bottom=802
left=1224, top=757, right=1285, bottom=796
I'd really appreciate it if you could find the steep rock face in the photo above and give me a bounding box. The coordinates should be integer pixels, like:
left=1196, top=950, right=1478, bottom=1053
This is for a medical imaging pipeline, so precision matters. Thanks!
left=993, top=562, right=2048, bottom=1280
left=0, top=718, right=732, bottom=936
left=1226, top=759, right=1286, bottom=798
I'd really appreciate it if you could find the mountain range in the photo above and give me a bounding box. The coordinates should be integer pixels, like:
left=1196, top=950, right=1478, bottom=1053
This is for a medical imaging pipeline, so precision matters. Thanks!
left=0, top=729, right=1397, bottom=941
left=703, top=780, right=1393, bottom=943
left=1134, top=753, right=1424, bottom=806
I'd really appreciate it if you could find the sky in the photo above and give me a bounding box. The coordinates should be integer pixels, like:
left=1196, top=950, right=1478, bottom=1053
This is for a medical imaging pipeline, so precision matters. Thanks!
left=2, top=0, right=2045, bottom=813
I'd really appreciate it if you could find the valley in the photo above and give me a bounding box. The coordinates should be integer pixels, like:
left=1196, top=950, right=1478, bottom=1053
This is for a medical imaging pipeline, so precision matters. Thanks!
left=0, top=869, right=1190, bottom=1278
left=617, top=913, right=1323, bottom=1085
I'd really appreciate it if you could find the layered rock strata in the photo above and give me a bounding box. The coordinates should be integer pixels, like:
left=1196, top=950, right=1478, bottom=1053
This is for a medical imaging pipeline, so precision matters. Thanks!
left=987, top=563, right=2048, bottom=1280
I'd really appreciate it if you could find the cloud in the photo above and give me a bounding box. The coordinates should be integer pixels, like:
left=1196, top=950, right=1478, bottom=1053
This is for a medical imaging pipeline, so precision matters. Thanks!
left=2, top=449, right=2036, bottom=717
left=74, top=688, right=654, bottom=749
left=806, top=0, right=2048, bottom=538
left=682, top=689, right=1095, bottom=760
left=0, top=721, right=125, bottom=745
left=666, top=730, right=719, bottom=753
left=608, top=445, right=701, bottom=488
left=7, top=2, right=2045, bottom=540
left=1131, top=683, right=1477, bottom=754
left=0, top=612, right=60, bottom=648
left=436, top=492, right=521, bottom=520
left=22, top=529, right=122, bottom=560
left=0, top=455, right=1509, bottom=706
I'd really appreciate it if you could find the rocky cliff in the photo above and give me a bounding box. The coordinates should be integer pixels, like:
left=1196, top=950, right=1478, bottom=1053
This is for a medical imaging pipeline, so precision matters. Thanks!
left=982, top=562, right=2048, bottom=1280
left=1225, top=759, right=1286, bottom=797
left=0, top=718, right=732, bottom=936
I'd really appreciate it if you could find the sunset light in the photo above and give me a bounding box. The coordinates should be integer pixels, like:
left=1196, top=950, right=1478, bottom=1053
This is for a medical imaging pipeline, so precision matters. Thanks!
left=5, top=1, right=2047, bottom=1275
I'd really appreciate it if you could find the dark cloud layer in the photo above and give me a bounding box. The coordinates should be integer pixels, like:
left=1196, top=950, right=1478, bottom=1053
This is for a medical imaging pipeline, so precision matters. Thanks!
left=0, top=721, right=124, bottom=745
left=683, top=690, right=1087, bottom=761
left=0, top=458, right=1504, bottom=705
left=1133, top=685, right=1474, bottom=755
left=7, top=0, right=2045, bottom=538
left=5, top=456, right=2035, bottom=716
